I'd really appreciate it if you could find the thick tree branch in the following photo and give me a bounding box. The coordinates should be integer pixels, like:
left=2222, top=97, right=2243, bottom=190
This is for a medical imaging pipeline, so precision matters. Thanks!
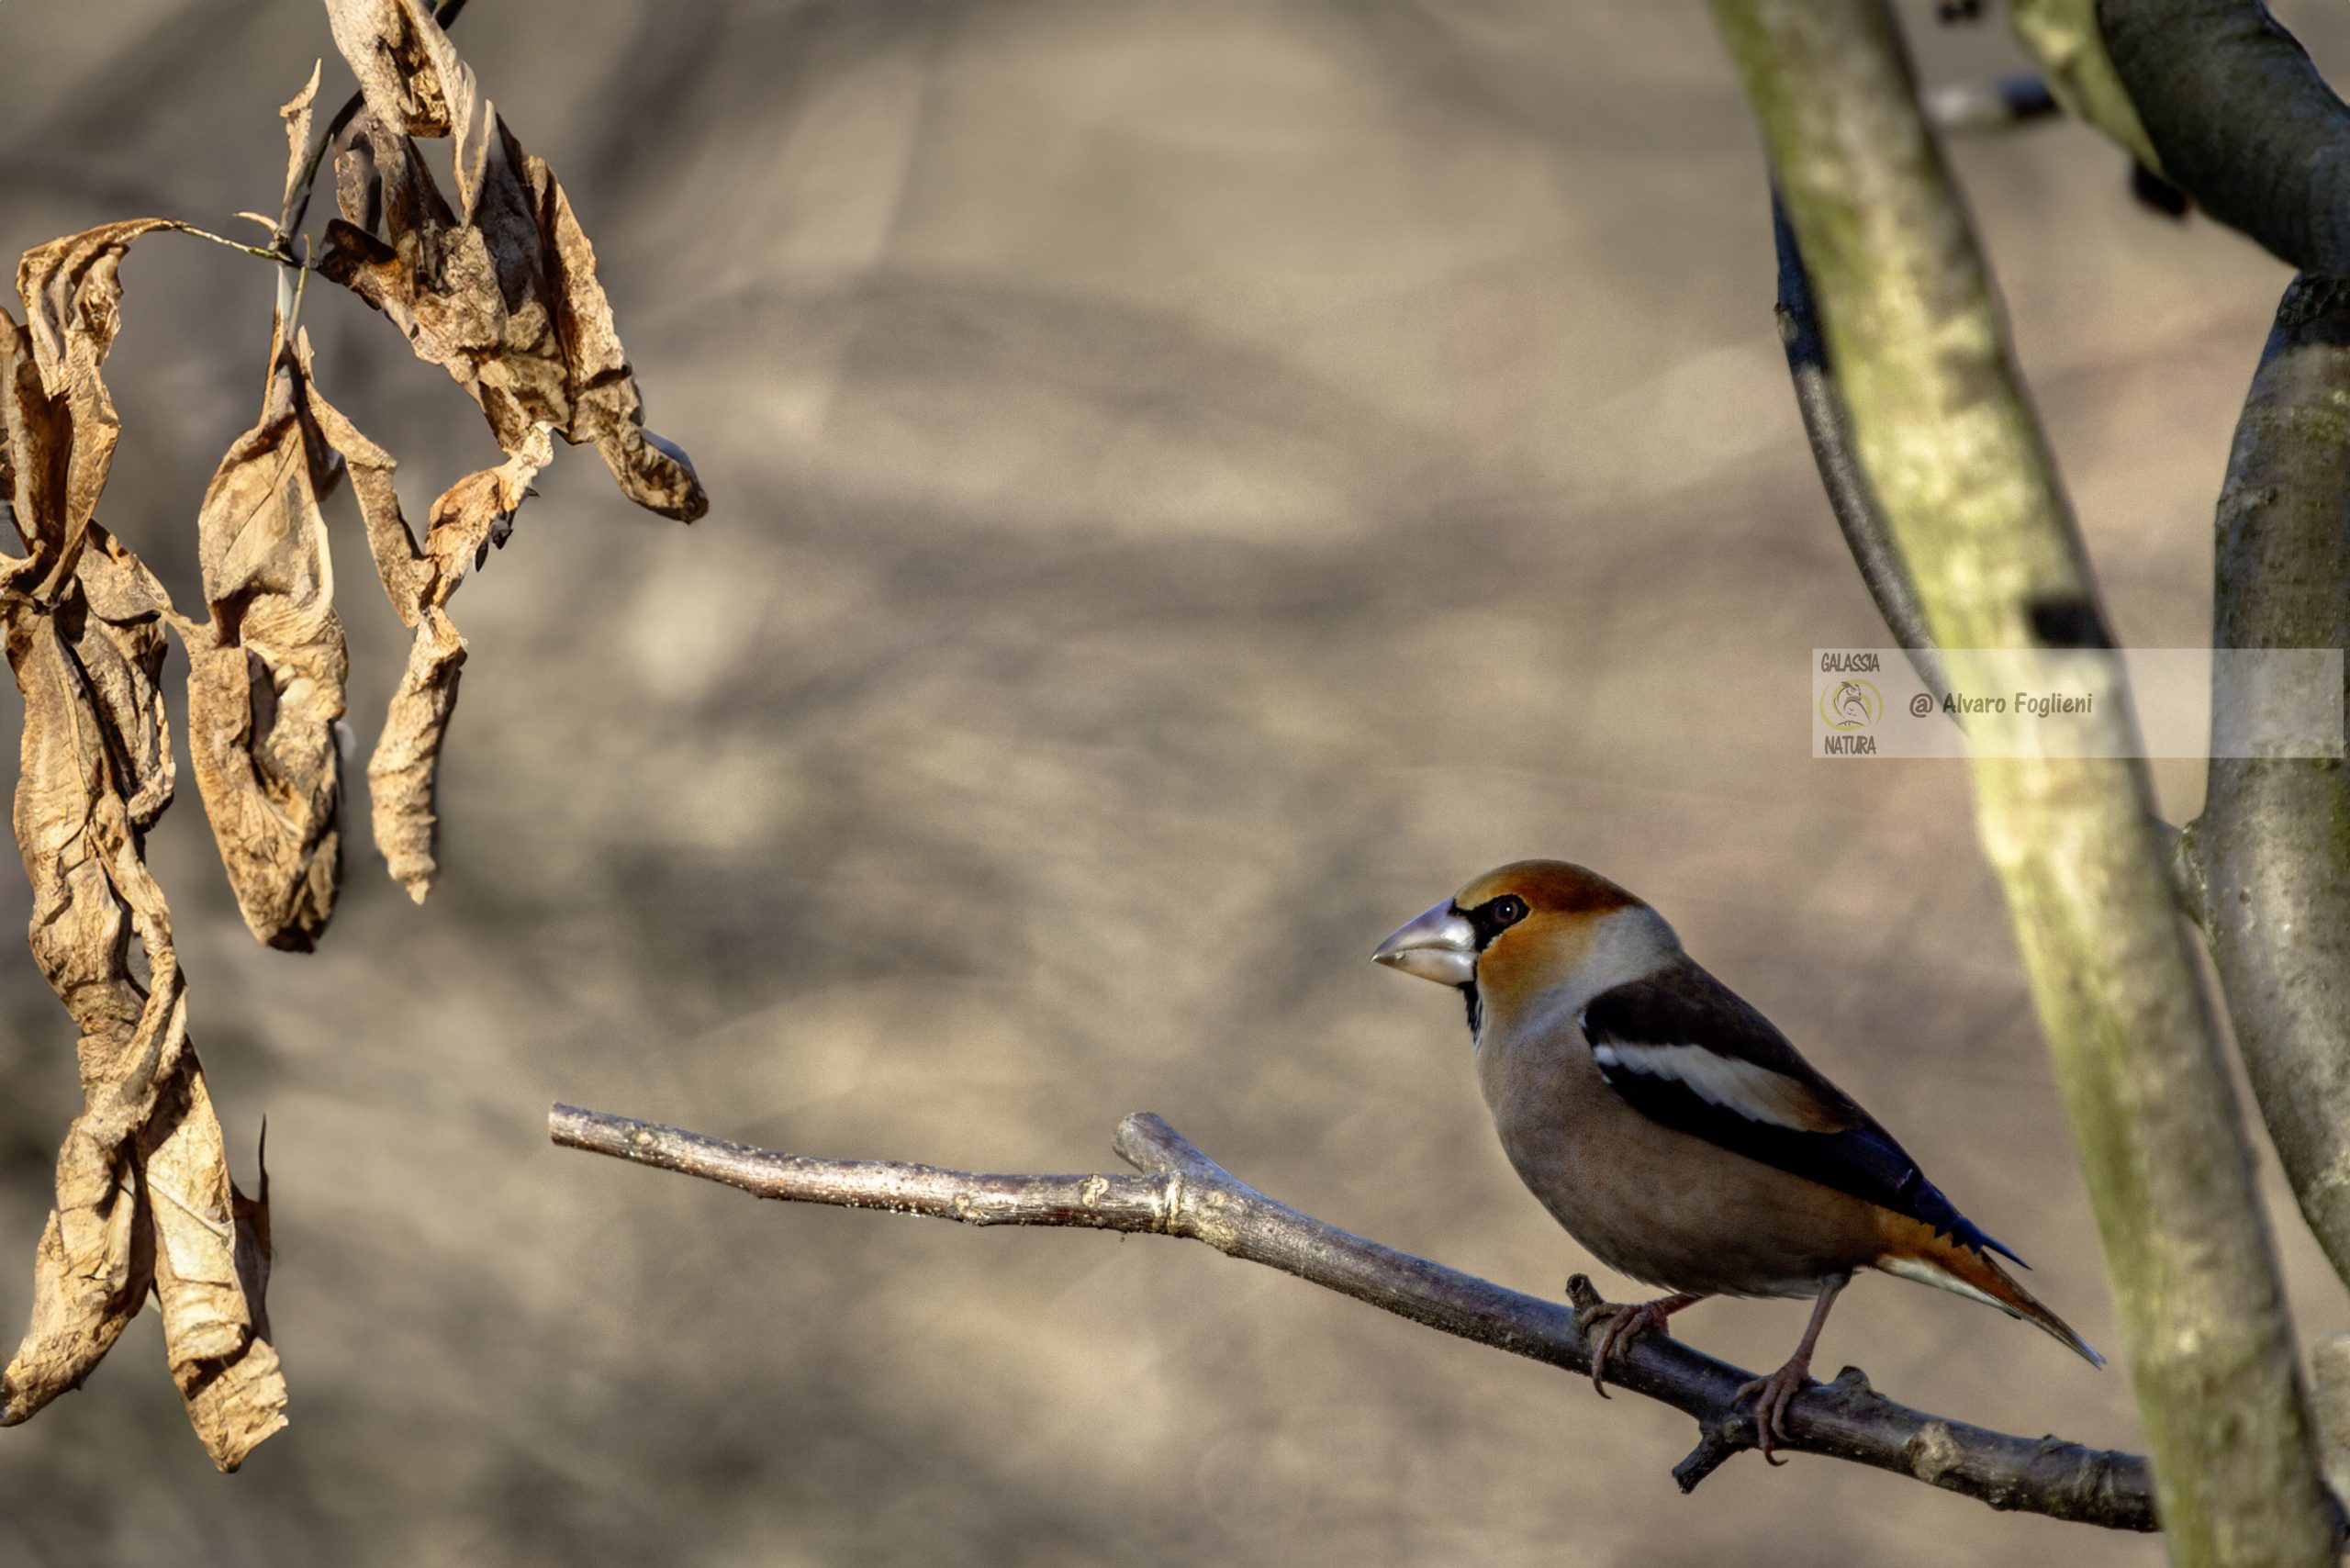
left=2194, top=274, right=2350, bottom=1290
left=1709, top=5, right=2336, bottom=1564
left=551, top=1103, right=2157, bottom=1532
left=2098, top=0, right=2350, bottom=275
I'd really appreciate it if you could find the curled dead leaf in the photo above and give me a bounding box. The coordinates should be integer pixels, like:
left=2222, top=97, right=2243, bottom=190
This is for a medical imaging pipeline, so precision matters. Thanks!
left=371, top=606, right=465, bottom=902
left=76, top=521, right=176, bottom=827
left=1, top=552, right=285, bottom=1468
left=185, top=333, right=351, bottom=951
left=324, top=0, right=478, bottom=146
left=143, top=1064, right=285, bottom=1469
left=318, top=0, right=705, bottom=521
left=0, top=308, right=79, bottom=600
left=0, top=603, right=169, bottom=1425
left=3, top=0, right=697, bottom=1470
left=17, top=221, right=190, bottom=573
left=1, top=230, right=289, bottom=1471
left=301, top=356, right=513, bottom=902
left=359, top=430, right=548, bottom=901
left=297, top=350, right=545, bottom=905
left=277, top=62, right=324, bottom=226
left=420, top=426, right=548, bottom=592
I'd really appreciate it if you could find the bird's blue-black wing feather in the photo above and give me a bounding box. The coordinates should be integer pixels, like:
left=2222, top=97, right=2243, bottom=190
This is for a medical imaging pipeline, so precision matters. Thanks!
left=1581, top=968, right=2025, bottom=1267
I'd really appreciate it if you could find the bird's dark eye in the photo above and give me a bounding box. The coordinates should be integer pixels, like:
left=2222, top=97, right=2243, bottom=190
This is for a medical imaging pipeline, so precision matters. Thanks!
left=1466, top=893, right=1528, bottom=948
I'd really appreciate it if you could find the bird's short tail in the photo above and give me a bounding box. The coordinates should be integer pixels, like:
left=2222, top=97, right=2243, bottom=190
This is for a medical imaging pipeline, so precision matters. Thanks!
left=1875, top=1221, right=2105, bottom=1368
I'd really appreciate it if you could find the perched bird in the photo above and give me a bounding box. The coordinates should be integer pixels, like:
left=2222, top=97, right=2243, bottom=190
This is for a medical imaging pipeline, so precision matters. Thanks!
left=1372, top=859, right=2099, bottom=1458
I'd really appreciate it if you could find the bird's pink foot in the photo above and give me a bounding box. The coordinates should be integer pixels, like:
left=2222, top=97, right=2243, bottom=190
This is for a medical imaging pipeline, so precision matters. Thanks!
left=1730, top=1274, right=1846, bottom=1464
left=1575, top=1294, right=1703, bottom=1399
left=1732, top=1358, right=1814, bottom=1464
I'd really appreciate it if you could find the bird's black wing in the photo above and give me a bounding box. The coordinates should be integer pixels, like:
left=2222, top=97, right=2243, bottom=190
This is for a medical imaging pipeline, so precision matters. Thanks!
left=1580, top=961, right=2022, bottom=1265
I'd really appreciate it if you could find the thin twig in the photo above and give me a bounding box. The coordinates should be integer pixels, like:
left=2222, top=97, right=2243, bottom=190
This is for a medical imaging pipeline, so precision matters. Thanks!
left=173, top=223, right=300, bottom=269
left=550, top=1103, right=2158, bottom=1533
left=1771, top=193, right=1948, bottom=707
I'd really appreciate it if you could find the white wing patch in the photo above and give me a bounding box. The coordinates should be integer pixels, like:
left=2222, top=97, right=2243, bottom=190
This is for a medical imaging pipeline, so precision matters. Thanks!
left=1877, top=1254, right=2014, bottom=1316
left=1587, top=1040, right=1841, bottom=1132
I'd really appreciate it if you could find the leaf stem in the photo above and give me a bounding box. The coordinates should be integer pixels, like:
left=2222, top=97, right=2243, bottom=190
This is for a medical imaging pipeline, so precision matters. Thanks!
left=173, top=224, right=302, bottom=268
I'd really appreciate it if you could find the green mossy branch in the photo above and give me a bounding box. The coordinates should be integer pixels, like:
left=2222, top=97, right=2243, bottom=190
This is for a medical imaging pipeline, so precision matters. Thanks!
left=1707, top=5, right=2335, bottom=1564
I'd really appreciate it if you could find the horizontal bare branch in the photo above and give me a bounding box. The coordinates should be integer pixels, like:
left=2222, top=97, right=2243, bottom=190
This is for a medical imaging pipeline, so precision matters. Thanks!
left=550, top=1103, right=2156, bottom=1532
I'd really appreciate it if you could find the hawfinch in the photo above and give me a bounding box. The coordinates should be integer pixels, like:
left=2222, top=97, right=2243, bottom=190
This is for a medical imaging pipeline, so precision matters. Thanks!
left=1373, top=859, right=2099, bottom=1457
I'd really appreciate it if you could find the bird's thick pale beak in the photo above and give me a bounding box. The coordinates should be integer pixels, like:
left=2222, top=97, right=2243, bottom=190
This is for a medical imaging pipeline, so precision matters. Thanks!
left=1371, top=901, right=1478, bottom=987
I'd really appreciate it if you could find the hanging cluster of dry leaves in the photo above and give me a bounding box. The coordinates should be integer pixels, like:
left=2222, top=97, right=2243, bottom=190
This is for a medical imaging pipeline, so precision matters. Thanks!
left=0, top=0, right=703, bottom=1470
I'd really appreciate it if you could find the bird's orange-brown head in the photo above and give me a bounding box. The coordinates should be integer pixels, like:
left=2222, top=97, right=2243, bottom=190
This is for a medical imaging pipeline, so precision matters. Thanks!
left=1372, top=859, right=1663, bottom=1028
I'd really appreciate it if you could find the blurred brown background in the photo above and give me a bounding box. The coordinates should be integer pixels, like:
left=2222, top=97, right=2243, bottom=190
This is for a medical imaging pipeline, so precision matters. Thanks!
left=2, top=2, right=2344, bottom=1563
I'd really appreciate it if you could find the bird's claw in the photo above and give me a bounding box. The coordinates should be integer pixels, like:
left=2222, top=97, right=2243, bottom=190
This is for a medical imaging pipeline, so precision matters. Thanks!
left=1731, top=1363, right=1813, bottom=1464
left=1575, top=1298, right=1680, bottom=1400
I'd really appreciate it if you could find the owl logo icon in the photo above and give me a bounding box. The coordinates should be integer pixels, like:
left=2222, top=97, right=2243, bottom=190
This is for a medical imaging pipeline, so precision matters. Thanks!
left=1819, top=678, right=1883, bottom=732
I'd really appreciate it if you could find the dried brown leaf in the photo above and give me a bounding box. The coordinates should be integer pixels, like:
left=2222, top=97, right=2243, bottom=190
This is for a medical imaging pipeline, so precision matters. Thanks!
left=0, top=315, right=173, bottom=1433
left=0, top=308, right=78, bottom=599
left=2, top=281, right=174, bottom=829
left=298, top=362, right=454, bottom=900
left=324, top=0, right=479, bottom=145
left=296, top=353, right=544, bottom=906
left=17, top=220, right=189, bottom=571
left=320, top=127, right=555, bottom=437
left=4, top=208, right=286, bottom=1465
left=1, top=1192, right=150, bottom=1430
left=371, top=607, right=464, bottom=902
left=364, top=431, right=547, bottom=901
left=185, top=334, right=350, bottom=950
left=76, top=522, right=176, bottom=827
left=318, top=0, right=705, bottom=521
left=309, top=378, right=551, bottom=902
left=7, top=582, right=177, bottom=1118
left=278, top=62, right=324, bottom=224
left=2, top=553, right=287, bottom=1466
left=0, top=606, right=166, bottom=1421
left=330, top=112, right=455, bottom=260
left=17, top=219, right=186, bottom=395
left=143, top=1064, right=286, bottom=1469
left=520, top=131, right=707, bottom=521
left=420, top=426, right=546, bottom=594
